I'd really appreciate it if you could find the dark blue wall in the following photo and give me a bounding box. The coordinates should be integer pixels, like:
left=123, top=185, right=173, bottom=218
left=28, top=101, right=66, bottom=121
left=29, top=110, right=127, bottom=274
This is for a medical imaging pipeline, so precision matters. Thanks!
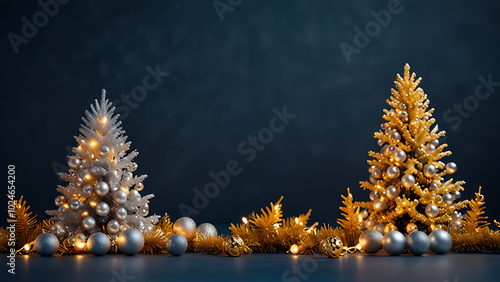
left=2, top=0, right=500, bottom=227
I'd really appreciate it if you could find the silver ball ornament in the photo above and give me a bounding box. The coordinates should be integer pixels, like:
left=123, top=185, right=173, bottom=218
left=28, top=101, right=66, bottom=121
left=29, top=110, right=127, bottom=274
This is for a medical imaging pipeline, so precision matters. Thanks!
left=107, top=219, right=121, bottom=234
left=70, top=200, right=80, bottom=210
left=401, top=174, right=415, bottom=188
left=399, top=110, right=408, bottom=119
left=113, top=190, right=128, bottom=205
left=51, top=221, right=67, bottom=239
left=429, top=183, right=439, bottom=192
left=116, top=207, right=128, bottom=221
left=95, top=182, right=110, bottom=196
left=429, top=229, right=452, bottom=254
left=365, top=219, right=376, bottom=230
left=452, top=190, right=461, bottom=200
left=393, top=149, right=406, bottom=162
left=371, top=167, right=382, bottom=179
left=195, top=223, right=218, bottom=238
left=54, top=195, right=66, bottom=207
left=82, top=216, right=96, bottom=231
left=166, top=234, right=188, bottom=256
left=389, top=132, right=401, bottom=141
left=87, top=232, right=111, bottom=256
left=35, top=233, right=59, bottom=256
left=83, top=184, right=93, bottom=196
left=386, top=166, right=400, bottom=179
left=385, top=186, right=398, bottom=200
left=117, top=228, right=144, bottom=255
left=452, top=211, right=463, bottom=221
left=99, top=146, right=110, bottom=156
left=430, top=139, right=440, bottom=147
left=382, top=231, right=406, bottom=255
left=359, top=230, right=383, bottom=253
left=425, top=144, right=436, bottom=154
left=425, top=204, right=439, bottom=218
left=360, top=209, right=369, bottom=219
left=138, top=203, right=149, bottom=217
left=373, top=199, right=387, bottom=212
left=423, top=164, right=437, bottom=178
left=68, top=158, right=82, bottom=169
left=369, top=191, right=378, bottom=201
left=128, top=189, right=140, bottom=202
left=406, top=231, right=430, bottom=255
left=443, top=193, right=454, bottom=206
left=173, top=217, right=197, bottom=241
left=96, top=202, right=110, bottom=217
left=374, top=223, right=386, bottom=234
left=445, top=162, right=457, bottom=174
left=377, top=139, right=385, bottom=146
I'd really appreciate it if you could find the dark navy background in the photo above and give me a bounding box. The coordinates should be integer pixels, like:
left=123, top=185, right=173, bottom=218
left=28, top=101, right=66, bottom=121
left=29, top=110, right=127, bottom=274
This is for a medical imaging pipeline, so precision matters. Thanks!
left=1, top=0, right=500, bottom=227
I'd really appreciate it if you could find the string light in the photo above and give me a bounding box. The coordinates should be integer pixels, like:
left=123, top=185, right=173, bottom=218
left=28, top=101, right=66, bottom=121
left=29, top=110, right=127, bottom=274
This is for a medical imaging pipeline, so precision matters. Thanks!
left=24, top=244, right=30, bottom=251
left=242, top=217, right=248, bottom=224
left=290, top=244, right=299, bottom=255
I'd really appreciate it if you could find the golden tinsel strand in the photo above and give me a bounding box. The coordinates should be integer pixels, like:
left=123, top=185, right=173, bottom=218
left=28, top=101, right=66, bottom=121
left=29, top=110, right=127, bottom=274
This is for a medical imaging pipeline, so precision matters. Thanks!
left=338, top=188, right=361, bottom=246
left=463, top=187, right=489, bottom=233
left=141, top=227, right=167, bottom=254
left=192, top=235, right=226, bottom=255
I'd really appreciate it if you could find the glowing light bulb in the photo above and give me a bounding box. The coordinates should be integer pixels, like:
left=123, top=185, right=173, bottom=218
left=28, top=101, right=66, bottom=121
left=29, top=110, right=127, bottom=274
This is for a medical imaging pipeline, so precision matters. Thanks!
left=84, top=174, right=92, bottom=181
left=290, top=244, right=299, bottom=255
left=77, top=242, right=85, bottom=249
left=82, top=211, right=89, bottom=217
left=89, top=201, right=97, bottom=208
left=242, top=217, right=248, bottom=224
left=295, top=217, right=299, bottom=224
left=356, top=244, right=362, bottom=250
left=24, top=244, right=30, bottom=251
left=273, top=223, right=280, bottom=229
left=274, top=205, right=279, bottom=211
left=100, top=116, right=107, bottom=124
left=89, top=140, right=97, bottom=147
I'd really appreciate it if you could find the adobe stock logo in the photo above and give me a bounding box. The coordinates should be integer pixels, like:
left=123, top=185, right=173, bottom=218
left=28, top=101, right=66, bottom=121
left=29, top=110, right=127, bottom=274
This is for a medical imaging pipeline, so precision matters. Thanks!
left=7, top=0, right=70, bottom=54
left=178, top=106, right=297, bottom=217
left=339, top=0, right=410, bottom=64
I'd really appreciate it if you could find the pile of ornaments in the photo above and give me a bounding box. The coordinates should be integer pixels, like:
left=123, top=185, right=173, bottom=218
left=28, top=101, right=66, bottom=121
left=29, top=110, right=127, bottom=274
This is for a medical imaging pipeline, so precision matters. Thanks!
left=358, top=228, right=453, bottom=256
left=33, top=216, right=218, bottom=257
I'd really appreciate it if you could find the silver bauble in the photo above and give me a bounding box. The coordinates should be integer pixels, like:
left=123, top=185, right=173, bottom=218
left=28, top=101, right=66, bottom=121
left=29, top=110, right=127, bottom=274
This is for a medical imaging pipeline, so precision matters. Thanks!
left=369, top=175, right=378, bottom=184
left=173, top=217, right=197, bottom=241
left=360, top=209, right=369, bottom=219
left=138, top=203, right=149, bottom=217
left=406, top=231, right=430, bottom=255
left=50, top=221, right=67, bottom=239
left=423, top=164, right=437, bottom=178
left=399, top=110, right=408, bottom=119
left=107, top=219, right=121, bottom=234
left=359, top=230, right=383, bottom=253
left=389, top=132, right=401, bottom=142
left=443, top=193, right=454, bottom=206
left=425, top=144, right=436, bottom=155
left=393, top=149, right=406, bottom=162
left=166, top=234, right=188, bottom=256
left=70, top=200, right=80, bottom=210
left=35, top=233, right=59, bottom=256
left=117, top=228, right=144, bottom=255
left=382, top=231, right=406, bottom=255
left=425, top=204, right=439, bottom=218
left=386, top=166, right=400, bottom=179
left=452, top=211, right=463, bottom=221
left=87, top=232, right=111, bottom=256
left=54, top=195, right=66, bottom=207
left=195, top=223, right=218, bottom=238
left=374, top=223, right=386, bottom=234
left=430, top=139, right=440, bottom=147
left=95, top=182, right=110, bottom=196
left=429, top=182, right=438, bottom=192
left=116, top=207, right=128, bottom=221
left=377, top=139, right=385, bottom=146
left=99, top=146, right=110, bottom=156
left=113, top=190, right=128, bottom=205
left=385, top=186, right=398, bottom=200
left=445, top=162, right=457, bottom=174
left=82, top=216, right=96, bottom=230
left=369, top=191, right=378, bottom=201
left=96, top=202, right=110, bottom=217
left=68, top=158, right=82, bottom=170
left=429, top=229, right=452, bottom=254
left=373, top=199, right=387, bottom=212
left=128, top=189, right=140, bottom=202
left=371, top=167, right=382, bottom=179
left=365, top=219, right=376, bottom=230
left=452, top=190, right=461, bottom=200
left=401, top=174, right=415, bottom=188
left=83, top=184, right=93, bottom=196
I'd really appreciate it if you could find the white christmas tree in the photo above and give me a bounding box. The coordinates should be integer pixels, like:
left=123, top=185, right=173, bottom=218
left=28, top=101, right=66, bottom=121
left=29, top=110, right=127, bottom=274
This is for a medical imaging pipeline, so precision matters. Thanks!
left=47, top=90, right=159, bottom=249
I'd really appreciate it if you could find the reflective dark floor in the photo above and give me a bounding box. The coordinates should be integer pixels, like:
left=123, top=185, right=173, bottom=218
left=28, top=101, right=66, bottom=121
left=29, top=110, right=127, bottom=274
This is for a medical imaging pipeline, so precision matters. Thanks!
left=2, top=252, right=500, bottom=282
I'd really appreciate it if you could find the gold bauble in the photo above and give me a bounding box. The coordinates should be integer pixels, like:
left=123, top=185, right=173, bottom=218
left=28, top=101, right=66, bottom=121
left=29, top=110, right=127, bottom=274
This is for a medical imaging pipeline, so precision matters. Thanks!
left=223, top=235, right=246, bottom=257
left=173, top=217, right=197, bottom=241
left=319, top=236, right=344, bottom=258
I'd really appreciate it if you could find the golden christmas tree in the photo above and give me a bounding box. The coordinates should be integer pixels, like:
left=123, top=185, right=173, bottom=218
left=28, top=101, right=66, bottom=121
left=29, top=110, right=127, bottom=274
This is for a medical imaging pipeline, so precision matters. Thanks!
left=357, top=64, right=469, bottom=234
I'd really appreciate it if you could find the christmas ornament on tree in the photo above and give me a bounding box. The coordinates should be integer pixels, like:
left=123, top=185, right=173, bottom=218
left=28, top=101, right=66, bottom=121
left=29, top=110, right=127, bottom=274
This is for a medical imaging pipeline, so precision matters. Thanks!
left=358, top=64, right=469, bottom=234
left=46, top=90, right=159, bottom=251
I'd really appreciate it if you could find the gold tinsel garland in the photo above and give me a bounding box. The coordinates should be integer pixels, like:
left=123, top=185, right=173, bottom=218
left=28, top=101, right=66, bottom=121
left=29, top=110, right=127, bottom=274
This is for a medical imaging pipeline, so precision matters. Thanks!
left=3, top=188, right=500, bottom=255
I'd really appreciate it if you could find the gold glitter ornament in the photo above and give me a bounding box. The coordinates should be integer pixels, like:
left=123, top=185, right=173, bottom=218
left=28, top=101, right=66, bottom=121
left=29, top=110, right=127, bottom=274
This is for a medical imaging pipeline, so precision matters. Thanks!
left=223, top=235, right=246, bottom=257
left=320, top=236, right=344, bottom=258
